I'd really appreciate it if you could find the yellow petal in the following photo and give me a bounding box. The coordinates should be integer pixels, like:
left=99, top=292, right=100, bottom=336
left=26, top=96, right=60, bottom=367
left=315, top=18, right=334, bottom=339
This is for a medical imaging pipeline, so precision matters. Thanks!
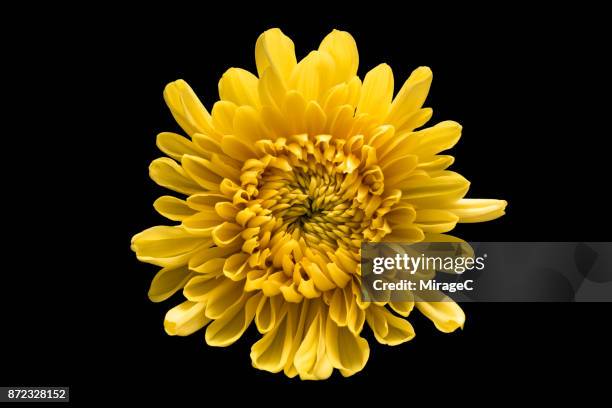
left=228, top=185, right=251, bottom=207
left=385, top=205, right=416, bottom=226
left=401, top=171, right=470, bottom=207
left=325, top=313, right=369, bottom=375
left=210, top=154, right=241, bottom=181
left=255, top=28, right=297, bottom=82
left=233, top=105, right=268, bottom=143
left=327, top=104, right=356, bottom=139
left=294, top=303, right=334, bottom=380
left=356, top=63, right=394, bottom=119
left=383, top=225, right=424, bottom=242
left=305, top=101, right=327, bottom=136
left=329, top=286, right=351, bottom=327
left=149, top=157, right=200, bottom=195
left=223, top=252, right=249, bottom=281
left=148, top=264, right=194, bottom=303
left=415, top=209, right=459, bottom=233
left=367, top=124, right=395, bottom=149
left=416, top=154, right=455, bottom=173
left=259, top=106, right=287, bottom=138
left=182, top=154, right=223, bottom=191
left=332, top=248, right=358, bottom=275
left=218, top=68, right=260, bottom=108
left=447, top=199, right=508, bottom=223
left=282, top=91, right=307, bottom=134
left=318, top=29, right=359, bottom=84
left=181, top=210, right=224, bottom=234
left=211, top=101, right=237, bottom=135
left=163, top=80, right=217, bottom=138
left=186, top=193, right=230, bottom=212
left=390, top=298, right=414, bottom=317
left=153, top=196, right=197, bottom=221
left=258, top=67, right=287, bottom=110
left=416, top=299, right=465, bottom=332
left=192, top=132, right=223, bottom=156
left=405, top=121, right=462, bottom=158
left=221, top=135, right=258, bottom=161
left=381, top=155, right=419, bottom=188
left=346, top=298, right=366, bottom=335
left=204, top=278, right=245, bottom=319
left=322, top=83, right=349, bottom=115
left=250, top=303, right=295, bottom=372
left=301, top=259, right=335, bottom=292
left=346, top=75, right=362, bottom=107
left=289, top=50, right=335, bottom=102
left=255, top=295, right=283, bottom=334
left=211, top=222, right=243, bottom=247
left=156, top=132, right=205, bottom=162
left=205, top=293, right=260, bottom=347
left=131, top=226, right=203, bottom=263
left=280, top=282, right=304, bottom=303
left=190, top=257, right=225, bottom=275
left=164, top=301, right=209, bottom=336
left=378, top=120, right=460, bottom=165
left=386, top=66, right=432, bottom=129
left=366, top=305, right=415, bottom=345
left=214, top=201, right=238, bottom=221
left=283, top=301, right=310, bottom=378
left=326, top=262, right=352, bottom=288
left=183, top=273, right=224, bottom=301
left=399, top=108, right=433, bottom=133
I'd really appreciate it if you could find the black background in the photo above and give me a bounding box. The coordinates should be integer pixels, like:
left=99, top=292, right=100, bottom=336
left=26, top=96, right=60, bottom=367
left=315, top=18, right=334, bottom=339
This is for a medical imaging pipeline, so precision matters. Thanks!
left=3, top=5, right=611, bottom=404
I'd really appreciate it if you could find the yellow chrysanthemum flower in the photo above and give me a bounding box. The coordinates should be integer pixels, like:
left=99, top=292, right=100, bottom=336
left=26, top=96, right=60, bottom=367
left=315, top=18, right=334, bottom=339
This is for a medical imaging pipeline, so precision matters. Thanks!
left=131, top=28, right=507, bottom=380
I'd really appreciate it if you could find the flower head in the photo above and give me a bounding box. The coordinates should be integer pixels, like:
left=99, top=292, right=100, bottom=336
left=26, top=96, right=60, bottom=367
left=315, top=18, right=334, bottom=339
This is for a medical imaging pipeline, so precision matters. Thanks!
left=131, top=28, right=507, bottom=379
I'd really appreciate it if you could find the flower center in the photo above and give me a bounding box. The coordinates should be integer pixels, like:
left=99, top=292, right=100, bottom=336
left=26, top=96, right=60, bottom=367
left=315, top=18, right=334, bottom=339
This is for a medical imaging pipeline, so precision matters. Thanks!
left=230, top=134, right=400, bottom=298
left=261, top=162, right=363, bottom=250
